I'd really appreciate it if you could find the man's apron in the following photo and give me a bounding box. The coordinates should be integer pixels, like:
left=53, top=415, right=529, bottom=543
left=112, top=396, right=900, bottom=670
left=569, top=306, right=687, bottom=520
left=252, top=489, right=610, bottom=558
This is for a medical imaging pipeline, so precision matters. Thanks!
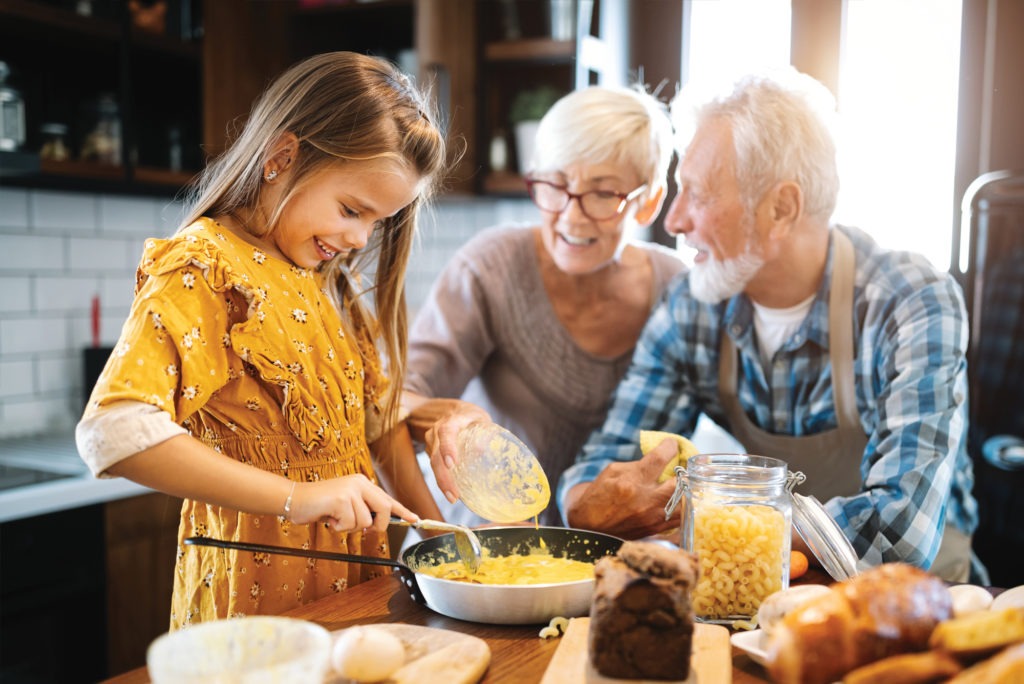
left=717, top=230, right=970, bottom=582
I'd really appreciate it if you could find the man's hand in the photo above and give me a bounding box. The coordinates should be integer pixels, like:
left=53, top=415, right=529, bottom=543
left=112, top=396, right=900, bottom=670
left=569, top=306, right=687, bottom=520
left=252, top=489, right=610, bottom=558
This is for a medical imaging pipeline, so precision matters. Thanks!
left=564, top=438, right=681, bottom=539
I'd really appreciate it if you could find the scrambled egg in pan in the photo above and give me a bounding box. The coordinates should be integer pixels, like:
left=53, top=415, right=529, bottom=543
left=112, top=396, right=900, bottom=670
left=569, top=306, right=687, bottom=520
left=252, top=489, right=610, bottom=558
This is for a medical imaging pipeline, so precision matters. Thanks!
left=417, top=552, right=595, bottom=585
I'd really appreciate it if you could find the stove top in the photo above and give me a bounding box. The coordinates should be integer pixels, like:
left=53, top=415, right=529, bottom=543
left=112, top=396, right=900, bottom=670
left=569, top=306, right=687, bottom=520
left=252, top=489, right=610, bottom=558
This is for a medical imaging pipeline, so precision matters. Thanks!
left=0, top=463, right=74, bottom=492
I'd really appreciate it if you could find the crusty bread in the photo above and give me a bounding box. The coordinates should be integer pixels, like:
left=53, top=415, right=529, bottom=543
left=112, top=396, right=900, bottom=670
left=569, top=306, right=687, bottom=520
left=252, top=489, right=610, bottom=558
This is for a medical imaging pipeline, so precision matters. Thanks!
left=947, top=642, right=1024, bottom=683
left=764, top=563, right=952, bottom=684
left=588, top=541, right=699, bottom=680
left=928, top=606, right=1024, bottom=658
left=841, top=649, right=962, bottom=684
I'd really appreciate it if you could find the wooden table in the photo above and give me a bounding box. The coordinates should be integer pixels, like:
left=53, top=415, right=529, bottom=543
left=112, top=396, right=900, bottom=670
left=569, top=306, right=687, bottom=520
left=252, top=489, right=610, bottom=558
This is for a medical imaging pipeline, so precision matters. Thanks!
left=103, top=571, right=806, bottom=683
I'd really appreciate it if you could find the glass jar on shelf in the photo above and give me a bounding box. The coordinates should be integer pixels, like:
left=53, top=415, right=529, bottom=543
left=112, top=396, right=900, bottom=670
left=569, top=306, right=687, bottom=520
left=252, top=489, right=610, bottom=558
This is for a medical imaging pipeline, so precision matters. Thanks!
left=80, top=93, right=122, bottom=165
left=40, top=123, right=71, bottom=162
left=0, top=60, right=26, bottom=152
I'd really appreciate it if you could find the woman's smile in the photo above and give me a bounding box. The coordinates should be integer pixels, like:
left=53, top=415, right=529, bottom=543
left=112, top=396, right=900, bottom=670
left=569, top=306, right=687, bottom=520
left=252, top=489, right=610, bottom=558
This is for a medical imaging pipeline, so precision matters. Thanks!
left=558, top=231, right=597, bottom=247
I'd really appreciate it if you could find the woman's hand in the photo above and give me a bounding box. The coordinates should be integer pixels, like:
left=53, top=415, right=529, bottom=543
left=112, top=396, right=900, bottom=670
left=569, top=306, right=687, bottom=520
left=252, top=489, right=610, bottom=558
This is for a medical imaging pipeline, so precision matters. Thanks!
left=402, top=391, right=491, bottom=505
left=287, top=474, right=418, bottom=533
left=422, top=401, right=491, bottom=503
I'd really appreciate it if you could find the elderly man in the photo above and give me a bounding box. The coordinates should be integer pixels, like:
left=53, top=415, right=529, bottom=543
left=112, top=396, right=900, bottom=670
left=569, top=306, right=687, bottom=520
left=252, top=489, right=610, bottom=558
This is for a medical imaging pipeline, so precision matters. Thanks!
left=557, top=68, right=985, bottom=583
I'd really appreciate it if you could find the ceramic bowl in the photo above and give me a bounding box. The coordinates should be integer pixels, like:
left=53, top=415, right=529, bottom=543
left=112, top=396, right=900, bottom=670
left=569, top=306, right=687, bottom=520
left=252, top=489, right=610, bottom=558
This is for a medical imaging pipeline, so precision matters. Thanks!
left=147, top=615, right=331, bottom=683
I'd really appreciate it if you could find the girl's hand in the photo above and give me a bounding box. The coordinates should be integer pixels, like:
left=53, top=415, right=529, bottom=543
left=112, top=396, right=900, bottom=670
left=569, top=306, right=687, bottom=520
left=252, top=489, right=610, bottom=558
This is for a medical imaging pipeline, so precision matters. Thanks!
left=287, top=475, right=418, bottom=533
left=424, top=402, right=491, bottom=503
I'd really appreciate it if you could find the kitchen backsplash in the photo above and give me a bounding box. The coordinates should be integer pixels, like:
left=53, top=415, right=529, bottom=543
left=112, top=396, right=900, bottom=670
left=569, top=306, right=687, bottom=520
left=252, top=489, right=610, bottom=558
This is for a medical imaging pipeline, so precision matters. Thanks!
left=0, top=187, right=535, bottom=439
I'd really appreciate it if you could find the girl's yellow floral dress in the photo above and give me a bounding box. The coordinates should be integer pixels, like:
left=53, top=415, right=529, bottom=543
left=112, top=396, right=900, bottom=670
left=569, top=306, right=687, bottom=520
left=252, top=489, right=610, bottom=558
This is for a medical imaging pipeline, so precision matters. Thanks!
left=84, top=218, right=390, bottom=628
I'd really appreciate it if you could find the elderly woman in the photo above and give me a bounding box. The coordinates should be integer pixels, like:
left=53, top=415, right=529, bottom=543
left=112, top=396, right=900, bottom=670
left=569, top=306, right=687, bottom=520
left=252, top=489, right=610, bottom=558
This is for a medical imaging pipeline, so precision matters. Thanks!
left=402, top=85, right=684, bottom=526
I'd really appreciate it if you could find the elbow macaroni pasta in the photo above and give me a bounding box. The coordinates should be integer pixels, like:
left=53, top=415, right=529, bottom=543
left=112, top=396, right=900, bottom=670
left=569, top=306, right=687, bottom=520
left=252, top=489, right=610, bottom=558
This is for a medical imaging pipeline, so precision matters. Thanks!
left=538, top=616, right=570, bottom=639
left=692, top=503, right=786, bottom=620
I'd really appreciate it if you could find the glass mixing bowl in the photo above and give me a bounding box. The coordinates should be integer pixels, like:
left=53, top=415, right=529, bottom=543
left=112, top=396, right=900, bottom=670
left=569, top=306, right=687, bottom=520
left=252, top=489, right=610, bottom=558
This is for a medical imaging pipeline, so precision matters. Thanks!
left=452, top=422, right=550, bottom=523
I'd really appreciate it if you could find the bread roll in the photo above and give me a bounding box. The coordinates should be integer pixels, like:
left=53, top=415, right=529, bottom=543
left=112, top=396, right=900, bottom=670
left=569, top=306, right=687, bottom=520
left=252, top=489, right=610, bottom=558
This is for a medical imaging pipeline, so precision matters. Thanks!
left=764, top=563, right=952, bottom=684
left=928, top=606, right=1024, bottom=658
left=947, top=642, right=1024, bottom=683
left=841, top=650, right=962, bottom=684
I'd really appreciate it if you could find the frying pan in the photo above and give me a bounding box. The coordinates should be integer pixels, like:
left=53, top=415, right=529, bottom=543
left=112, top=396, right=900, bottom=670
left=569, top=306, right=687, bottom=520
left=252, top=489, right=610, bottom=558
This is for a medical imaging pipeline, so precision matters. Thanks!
left=186, top=526, right=622, bottom=625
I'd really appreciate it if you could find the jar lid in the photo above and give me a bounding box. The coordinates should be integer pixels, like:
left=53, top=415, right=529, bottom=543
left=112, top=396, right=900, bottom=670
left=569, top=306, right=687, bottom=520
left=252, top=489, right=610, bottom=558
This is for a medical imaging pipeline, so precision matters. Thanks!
left=791, top=491, right=860, bottom=581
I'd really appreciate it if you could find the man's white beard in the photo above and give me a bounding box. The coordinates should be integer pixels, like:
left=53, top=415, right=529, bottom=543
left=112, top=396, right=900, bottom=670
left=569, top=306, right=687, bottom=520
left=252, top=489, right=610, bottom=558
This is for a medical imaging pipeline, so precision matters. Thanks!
left=689, top=247, right=765, bottom=304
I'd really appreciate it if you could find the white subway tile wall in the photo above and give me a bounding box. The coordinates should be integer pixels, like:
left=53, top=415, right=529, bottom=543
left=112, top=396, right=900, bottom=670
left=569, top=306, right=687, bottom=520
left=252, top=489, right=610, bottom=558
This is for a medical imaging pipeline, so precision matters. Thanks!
left=0, top=188, right=534, bottom=438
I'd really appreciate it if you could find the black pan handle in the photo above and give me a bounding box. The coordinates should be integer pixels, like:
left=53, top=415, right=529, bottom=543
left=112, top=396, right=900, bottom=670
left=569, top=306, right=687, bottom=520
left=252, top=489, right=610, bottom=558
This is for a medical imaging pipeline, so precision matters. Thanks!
left=183, top=536, right=426, bottom=605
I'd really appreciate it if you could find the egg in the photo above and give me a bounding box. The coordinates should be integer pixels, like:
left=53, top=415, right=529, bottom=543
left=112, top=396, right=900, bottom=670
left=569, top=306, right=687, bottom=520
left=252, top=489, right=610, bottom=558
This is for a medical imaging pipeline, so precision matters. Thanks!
left=331, top=626, right=406, bottom=682
left=992, top=584, right=1024, bottom=612
left=949, top=584, right=994, bottom=616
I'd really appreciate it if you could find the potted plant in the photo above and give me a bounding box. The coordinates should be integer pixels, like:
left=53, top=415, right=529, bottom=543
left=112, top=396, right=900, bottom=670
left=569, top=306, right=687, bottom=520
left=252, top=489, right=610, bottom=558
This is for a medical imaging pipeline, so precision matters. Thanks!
left=509, top=85, right=562, bottom=173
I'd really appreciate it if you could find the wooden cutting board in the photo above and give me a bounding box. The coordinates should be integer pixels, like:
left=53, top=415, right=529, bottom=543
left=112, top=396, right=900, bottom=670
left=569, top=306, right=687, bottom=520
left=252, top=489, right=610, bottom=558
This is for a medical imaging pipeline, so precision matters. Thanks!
left=539, top=618, right=732, bottom=684
left=326, top=624, right=490, bottom=684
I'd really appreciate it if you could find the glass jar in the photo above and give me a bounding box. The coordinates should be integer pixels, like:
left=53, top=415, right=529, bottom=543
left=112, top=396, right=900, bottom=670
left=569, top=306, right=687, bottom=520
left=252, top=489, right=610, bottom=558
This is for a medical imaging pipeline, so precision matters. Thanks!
left=677, top=454, right=799, bottom=625
left=0, top=60, right=26, bottom=152
left=40, top=123, right=70, bottom=161
left=80, top=93, right=122, bottom=165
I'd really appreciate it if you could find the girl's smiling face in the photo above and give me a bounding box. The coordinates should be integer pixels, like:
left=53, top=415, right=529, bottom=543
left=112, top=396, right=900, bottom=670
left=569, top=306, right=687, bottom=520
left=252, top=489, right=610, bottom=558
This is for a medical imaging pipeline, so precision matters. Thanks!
left=268, top=158, right=421, bottom=269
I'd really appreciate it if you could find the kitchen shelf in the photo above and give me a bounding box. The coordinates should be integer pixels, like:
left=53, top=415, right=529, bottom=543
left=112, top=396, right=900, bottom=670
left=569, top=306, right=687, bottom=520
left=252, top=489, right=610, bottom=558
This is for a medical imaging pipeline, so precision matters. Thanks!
left=475, top=0, right=620, bottom=195
left=485, top=37, right=577, bottom=61
left=0, top=0, right=120, bottom=42
left=0, top=0, right=203, bottom=196
left=0, top=150, right=41, bottom=177
left=40, top=157, right=126, bottom=180
left=134, top=165, right=197, bottom=188
left=483, top=170, right=528, bottom=196
left=128, top=26, right=202, bottom=60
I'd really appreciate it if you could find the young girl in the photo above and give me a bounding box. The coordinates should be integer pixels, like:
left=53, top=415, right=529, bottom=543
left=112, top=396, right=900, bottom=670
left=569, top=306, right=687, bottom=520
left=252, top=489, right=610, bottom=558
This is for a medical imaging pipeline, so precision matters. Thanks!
left=76, top=52, right=447, bottom=627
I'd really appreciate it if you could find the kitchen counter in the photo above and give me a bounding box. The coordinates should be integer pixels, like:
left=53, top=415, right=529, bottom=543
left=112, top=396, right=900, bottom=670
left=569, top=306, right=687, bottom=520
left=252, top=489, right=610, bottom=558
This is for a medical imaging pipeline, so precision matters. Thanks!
left=103, top=572, right=785, bottom=683
left=0, top=432, right=152, bottom=523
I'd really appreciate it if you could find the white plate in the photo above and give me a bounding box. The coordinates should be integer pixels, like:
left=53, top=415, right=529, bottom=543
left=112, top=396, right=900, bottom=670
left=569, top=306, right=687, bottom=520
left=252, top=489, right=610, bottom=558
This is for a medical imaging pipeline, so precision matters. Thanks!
left=730, top=629, right=767, bottom=666
left=992, top=584, right=1024, bottom=611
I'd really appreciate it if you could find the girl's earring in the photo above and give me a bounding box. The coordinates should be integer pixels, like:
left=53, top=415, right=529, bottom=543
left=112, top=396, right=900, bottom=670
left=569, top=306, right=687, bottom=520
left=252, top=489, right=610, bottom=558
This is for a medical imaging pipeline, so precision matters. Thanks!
left=265, top=169, right=278, bottom=181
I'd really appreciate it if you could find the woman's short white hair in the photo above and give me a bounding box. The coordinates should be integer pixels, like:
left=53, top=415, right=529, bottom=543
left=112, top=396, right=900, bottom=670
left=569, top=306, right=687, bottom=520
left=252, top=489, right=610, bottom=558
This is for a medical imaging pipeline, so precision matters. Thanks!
left=531, top=85, right=674, bottom=198
left=671, top=67, right=840, bottom=220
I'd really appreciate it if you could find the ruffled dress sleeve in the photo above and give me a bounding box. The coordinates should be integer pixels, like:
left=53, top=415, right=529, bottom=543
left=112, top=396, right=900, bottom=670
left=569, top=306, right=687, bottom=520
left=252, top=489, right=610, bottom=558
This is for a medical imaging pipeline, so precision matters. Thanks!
left=84, top=230, right=248, bottom=423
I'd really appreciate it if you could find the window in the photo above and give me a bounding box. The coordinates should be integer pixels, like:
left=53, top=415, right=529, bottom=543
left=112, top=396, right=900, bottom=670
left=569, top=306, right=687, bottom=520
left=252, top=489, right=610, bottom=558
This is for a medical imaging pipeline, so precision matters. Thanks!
left=682, top=0, right=963, bottom=271
left=682, top=0, right=791, bottom=86
left=834, top=0, right=963, bottom=270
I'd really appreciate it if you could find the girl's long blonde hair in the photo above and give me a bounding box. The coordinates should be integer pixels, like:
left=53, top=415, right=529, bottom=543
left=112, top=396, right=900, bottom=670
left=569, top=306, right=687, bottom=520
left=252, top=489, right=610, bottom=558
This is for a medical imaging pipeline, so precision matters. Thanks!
left=178, top=51, right=447, bottom=440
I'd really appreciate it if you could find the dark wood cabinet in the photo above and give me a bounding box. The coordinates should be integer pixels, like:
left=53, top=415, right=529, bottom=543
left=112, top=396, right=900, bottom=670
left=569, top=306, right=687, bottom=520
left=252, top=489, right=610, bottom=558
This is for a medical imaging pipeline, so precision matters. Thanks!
left=0, top=491, right=184, bottom=680
left=0, top=0, right=626, bottom=199
left=200, top=0, right=479, bottom=192
left=0, top=0, right=203, bottom=195
left=475, top=0, right=621, bottom=196
left=104, top=492, right=183, bottom=675
left=0, top=503, right=108, bottom=682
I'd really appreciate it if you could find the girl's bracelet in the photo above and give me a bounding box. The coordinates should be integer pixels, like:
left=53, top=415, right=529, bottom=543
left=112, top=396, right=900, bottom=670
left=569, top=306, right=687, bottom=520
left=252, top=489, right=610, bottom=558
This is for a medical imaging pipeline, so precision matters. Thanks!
left=283, top=480, right=297, bottom=520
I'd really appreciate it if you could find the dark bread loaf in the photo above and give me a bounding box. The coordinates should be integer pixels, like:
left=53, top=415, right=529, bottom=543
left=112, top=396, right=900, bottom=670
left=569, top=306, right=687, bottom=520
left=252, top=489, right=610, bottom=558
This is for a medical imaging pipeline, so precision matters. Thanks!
left=588, top=541, right=699, bottom=680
